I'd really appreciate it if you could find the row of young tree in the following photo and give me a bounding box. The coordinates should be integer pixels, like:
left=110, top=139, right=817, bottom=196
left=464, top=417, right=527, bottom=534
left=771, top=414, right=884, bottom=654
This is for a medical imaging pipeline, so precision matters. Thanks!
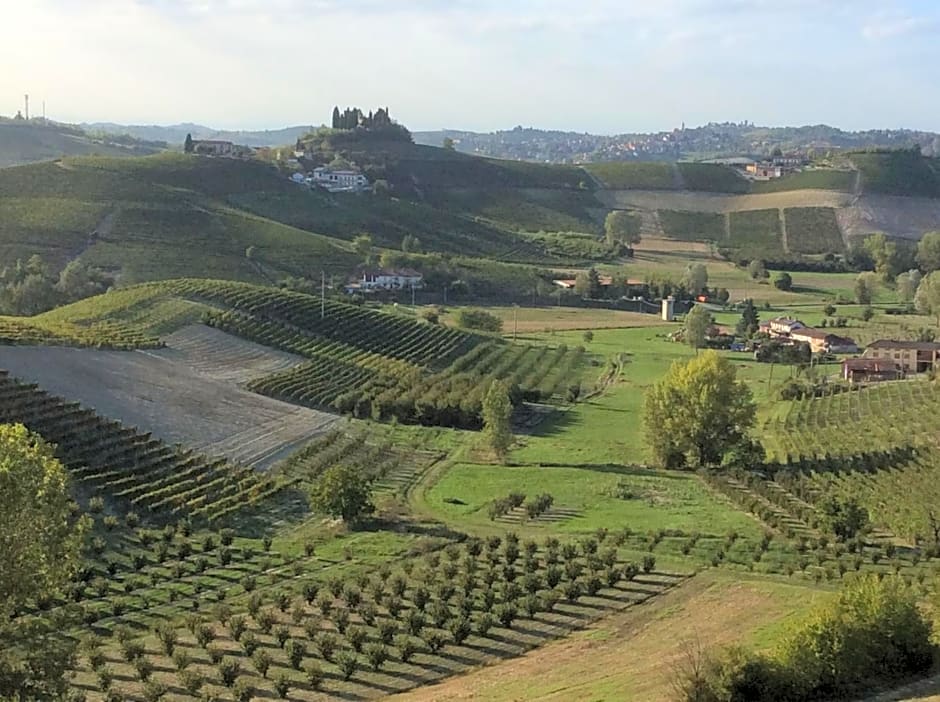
left=0, top=255, right=113, bottom=316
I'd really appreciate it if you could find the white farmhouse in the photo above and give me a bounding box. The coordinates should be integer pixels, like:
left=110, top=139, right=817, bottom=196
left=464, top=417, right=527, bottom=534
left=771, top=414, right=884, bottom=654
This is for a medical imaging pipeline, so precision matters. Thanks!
left=346, top=268, right=423, bottom=292
left=312, top=166, right=370, bottom=193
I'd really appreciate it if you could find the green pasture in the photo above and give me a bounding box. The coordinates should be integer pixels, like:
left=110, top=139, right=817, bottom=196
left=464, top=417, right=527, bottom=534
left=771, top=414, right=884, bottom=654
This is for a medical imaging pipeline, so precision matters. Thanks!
left=423, top=462, right=761, bottom=538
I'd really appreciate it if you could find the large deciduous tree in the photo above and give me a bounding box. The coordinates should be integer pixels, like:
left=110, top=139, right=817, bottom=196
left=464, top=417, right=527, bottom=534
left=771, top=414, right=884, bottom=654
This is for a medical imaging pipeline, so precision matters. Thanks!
left=917, top=231, right=940, bottom=273
left=684, top=263, right=708, bottom=295
left=915, top=271, right=940, bottom=325
left=0, top=424, right=87, bottom=698
left=309, top=464, right=375, bottom=523
left=643, top=351, right=756, bottom=469
left=482, top=379, right=513, bottom=462
left=854, top=272, right=877, bottom=305
left=683, top=305, right=712, bottom=351
left=897, top=269, right=923, bottom=303
left=604, top=211, right=641, bottom=246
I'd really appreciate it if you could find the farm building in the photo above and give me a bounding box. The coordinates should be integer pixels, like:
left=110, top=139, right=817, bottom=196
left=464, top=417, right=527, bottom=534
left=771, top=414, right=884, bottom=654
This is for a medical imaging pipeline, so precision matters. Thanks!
left=864, top=339, right=940, bottom=374
left=192, top=139, right=233, bottom=156
left=312, top=166, right=370, bottom=193
left=768, top=317, right=806, bottom=336
left=841, top=358, right=903, bottom=383
left=789, top=328, right=858, bottom=354
left=746, top=162, right=783, bottom=179
left=346, top=268, right=424, bottom=292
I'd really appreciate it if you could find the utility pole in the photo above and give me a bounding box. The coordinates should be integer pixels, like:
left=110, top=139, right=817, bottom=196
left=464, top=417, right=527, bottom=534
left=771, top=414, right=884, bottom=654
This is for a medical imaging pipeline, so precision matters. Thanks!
left=320, top=270, right=325, bottom=320
left=24, top=94, right=29, bottom=121
left=513, top=304, right=518, bottom=342
left=443, top=284, right=447, bottom=305
left=411, top=283, right=416, bottom=308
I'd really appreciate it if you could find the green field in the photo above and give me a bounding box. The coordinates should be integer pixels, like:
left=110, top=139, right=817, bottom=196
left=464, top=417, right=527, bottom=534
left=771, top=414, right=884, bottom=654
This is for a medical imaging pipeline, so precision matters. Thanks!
left=783, top=207, right=845, bottom=254
left=851, top=150, right=940, bottom=198
left=676, top=162, right=750, bottom=193
left=657, top=209, right=726, bottom=242
left=751, top=169, right=856, bottom=193
left=583, top=162, right=677, bottom=190
left=727, top=208, right=785, bottom=258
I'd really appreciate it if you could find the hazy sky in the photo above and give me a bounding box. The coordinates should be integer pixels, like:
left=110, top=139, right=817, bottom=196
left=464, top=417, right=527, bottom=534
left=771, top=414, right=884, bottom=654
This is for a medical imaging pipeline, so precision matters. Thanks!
left=3, top=0, right=940, bottom=133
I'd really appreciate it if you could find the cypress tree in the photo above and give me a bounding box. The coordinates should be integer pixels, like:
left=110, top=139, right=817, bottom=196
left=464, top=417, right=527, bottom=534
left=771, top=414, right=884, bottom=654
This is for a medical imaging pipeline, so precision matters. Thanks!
left=183, top=133, right=194, bottom=153
left=331, top=106, right=340, bottom=129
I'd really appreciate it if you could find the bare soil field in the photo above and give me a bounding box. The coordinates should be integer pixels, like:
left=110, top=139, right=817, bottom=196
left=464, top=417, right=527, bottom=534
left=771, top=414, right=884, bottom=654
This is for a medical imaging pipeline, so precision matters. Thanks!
left=838, top=195, right=940, bottom=241
left=154, top=323, right=305, bottom=384
left=388, top=572, right=825, bottom=702
left=596, top=188, right=853, bottom=213
left=0, top=345, right=338, bottom=469
left=443, top=306, right=668, bottom=333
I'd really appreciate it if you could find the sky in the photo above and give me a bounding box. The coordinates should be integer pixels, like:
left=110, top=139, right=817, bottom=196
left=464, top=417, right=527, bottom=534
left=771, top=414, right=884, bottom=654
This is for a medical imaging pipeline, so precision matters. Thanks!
left=3, top=0, right=940, bottom=134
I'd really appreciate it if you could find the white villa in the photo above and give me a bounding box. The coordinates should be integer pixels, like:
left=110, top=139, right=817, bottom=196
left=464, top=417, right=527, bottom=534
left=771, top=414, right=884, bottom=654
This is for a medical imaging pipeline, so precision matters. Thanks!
left=311, top=166, right=370, bottom=193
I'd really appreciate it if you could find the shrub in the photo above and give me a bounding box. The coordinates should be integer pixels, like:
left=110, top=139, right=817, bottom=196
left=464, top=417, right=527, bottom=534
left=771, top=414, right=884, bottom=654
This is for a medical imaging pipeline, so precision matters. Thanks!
left=251, top=649, right=271, bottom=678
left=476, top=612, right=495, bottom=637
left=456, top=308, right=503, bottom=332
left=305, top=661, right=324, bottom=689
left=424, top=630, right=447, bottom=653
left=396, top=634, right=417, bottom=663
left=232, top=679, right=253, bottom=702
left=218, top=658, right=240, bottom=687
left=285, top=639, right=306, bottom=670
left=337, top=651, right=359, bottom=681
left=317, top=632, right=338, bottom=661
left=178, top=669, right=203, bottom=694
left=347, top=625, right=367, bottom=652
left=366, top=643, right=389, bottom=671
left=642, top=554, right=656, bottom=573
left=274, top=673, right=291, bottom=699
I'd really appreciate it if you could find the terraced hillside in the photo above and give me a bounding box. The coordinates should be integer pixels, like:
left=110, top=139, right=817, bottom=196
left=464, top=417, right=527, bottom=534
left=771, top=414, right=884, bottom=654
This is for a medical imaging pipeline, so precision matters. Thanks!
left=3, top=279, right=587, bottom=429
left=0, top=370, right=279, bottom=522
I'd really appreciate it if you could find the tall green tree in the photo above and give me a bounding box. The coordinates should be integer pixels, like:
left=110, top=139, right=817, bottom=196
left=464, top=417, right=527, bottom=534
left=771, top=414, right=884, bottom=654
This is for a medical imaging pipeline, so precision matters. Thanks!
left=915, top=271, right=940, bottom=325
left=897, top=269, right=922, bottom=303
left=684, top=263, right=708, bottom=295
left=0, top=424, right=88, bottom=697
left=747, top=259, right=768, bottom=280
left=574, top=268, right=602, bottom=298
left=643, top=351, right=756, bottom=468
left=916, top=231, right=940, bottom=273
left=684, top=305, right=712, bottom=351
left=863, top=232, right=900, bottom=282
left=604, top=211, right=641, bottom=246
left=736, top=298, right=760, bottom=337
left=309, top=464, right=375, bottom=523
left=184, top=133, right=194, bottom=153
left=331, top=106, right=341, bottom=129
left=854, top=272, right=877, bottom=305
left=482, top=380, right=513, bottom=462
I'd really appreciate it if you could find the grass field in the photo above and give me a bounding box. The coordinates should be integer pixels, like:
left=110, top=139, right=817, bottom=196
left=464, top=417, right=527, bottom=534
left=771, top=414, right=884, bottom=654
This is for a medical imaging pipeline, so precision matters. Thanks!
left=389, top=572, right=828, bottom=702
left=677, top=163, right=750, bottom=194
left=441, top=305, right=666, bottom=333
left=583, top=162, right=677, bottom=190
left=751, top=169, right=857, bottom=193
left=424, top=463, right=761, bottom=537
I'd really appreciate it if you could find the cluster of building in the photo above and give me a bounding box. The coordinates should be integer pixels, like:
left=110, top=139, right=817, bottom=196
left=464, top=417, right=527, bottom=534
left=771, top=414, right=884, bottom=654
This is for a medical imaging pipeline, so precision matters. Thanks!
left=343, top=269, right=423, bottom=294
left=188, top=139, right=253, bottom=158
left=705, top=155, right=808, bottom=181
left=761, top=316, right=940, bottom=384
left=289, top=166, right=371, bottom=193
left=759, top=317, right=858, bottom=354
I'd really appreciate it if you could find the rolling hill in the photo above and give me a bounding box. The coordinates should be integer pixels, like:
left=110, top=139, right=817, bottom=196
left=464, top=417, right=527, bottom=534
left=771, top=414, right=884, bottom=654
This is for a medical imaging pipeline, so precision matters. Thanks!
left=2, top=141, right=939, bottom=293
left=0, top=120, right=165, bottom=167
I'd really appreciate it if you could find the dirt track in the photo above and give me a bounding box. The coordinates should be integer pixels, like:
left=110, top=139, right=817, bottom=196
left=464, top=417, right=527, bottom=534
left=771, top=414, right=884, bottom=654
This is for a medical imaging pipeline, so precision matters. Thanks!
left=0, top=343, right=338, bottom=470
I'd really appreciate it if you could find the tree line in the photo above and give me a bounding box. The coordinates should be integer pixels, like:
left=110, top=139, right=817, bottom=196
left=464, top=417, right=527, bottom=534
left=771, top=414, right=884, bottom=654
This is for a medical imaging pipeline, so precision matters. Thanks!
left=0, top=255, right=114, bottom=316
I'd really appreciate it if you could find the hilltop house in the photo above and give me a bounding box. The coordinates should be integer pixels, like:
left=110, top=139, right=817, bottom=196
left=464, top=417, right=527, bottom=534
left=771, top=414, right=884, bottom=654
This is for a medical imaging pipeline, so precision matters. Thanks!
left=841, top=358, right=903, bottom=383
left=345, top=269, right=423, bottom=293
left=746, top=163, right=783, bottom=179
left=312, top=166, right=370, bottom=193
left=863, top=340, right=940, bottom=374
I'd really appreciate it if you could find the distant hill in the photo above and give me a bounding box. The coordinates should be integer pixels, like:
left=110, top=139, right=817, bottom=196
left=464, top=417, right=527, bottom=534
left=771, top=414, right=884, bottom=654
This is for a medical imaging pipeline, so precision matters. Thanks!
left=83, top=122, right=318, bottom=149
left=0, top=120, right=164, bottom=168
left=414, top=123, right=940, bottom=164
